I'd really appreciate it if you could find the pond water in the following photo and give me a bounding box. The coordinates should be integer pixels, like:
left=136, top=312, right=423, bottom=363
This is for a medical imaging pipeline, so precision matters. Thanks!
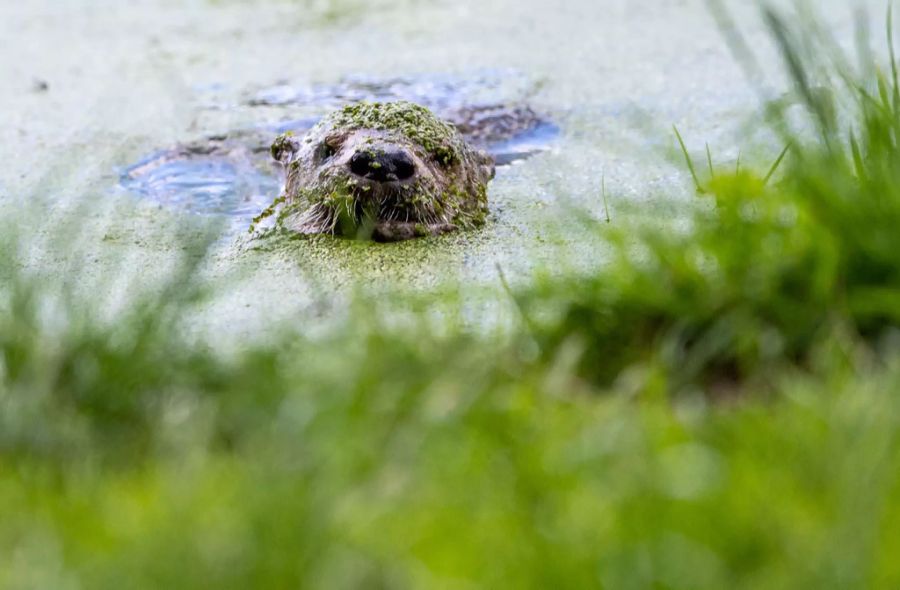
left=0, top=0, right=868, bottom=337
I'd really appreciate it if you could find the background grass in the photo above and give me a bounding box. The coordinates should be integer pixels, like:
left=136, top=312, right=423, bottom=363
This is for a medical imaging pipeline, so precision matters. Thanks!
left=3, top=3, right=900, bottom=589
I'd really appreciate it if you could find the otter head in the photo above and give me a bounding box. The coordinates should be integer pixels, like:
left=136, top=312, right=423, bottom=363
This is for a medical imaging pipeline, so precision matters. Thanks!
left=270, top=101, right=495, bottom=241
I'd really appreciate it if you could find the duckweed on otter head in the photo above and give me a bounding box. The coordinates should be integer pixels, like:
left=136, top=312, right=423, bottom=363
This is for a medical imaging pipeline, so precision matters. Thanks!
left=262, top=100, right=495, bottom=242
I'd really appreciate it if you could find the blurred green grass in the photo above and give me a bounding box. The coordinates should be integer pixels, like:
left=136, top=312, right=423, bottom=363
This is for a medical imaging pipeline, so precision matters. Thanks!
left=4, top=3, right=900, bottom=589
left=519, top=4, right=900, bottom=395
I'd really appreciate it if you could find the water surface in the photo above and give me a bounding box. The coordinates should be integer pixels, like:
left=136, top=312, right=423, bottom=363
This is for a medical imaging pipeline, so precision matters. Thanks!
left=0, top=0, right=868, bottom=337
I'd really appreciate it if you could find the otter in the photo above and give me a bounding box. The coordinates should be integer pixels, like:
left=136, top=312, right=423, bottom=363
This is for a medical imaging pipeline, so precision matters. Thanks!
left=265, top=101, right=496, bottom=242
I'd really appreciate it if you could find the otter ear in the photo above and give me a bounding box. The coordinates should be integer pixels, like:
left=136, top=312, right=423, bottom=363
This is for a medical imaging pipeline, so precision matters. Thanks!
left=478, top=150, right=496, bottom=181
left=271, top=133, right=301, bottom=164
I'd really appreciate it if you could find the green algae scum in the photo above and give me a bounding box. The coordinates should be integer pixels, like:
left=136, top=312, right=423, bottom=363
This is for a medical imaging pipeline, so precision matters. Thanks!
left=6, top=0, right=900, bottom=588
left=266, top=101, right=493, bottom=241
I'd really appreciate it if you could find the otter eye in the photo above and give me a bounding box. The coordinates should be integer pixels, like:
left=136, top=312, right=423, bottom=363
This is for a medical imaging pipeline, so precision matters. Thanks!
left=318, top=143, right=336, bottom=160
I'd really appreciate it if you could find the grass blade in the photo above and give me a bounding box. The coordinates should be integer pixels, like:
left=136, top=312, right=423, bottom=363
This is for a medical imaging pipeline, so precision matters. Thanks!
left=849, top=133, right=866, bottom=179
left=674, top=125, right=703, bottom=192
left=763, top=143, right=792, bottom=185
left=496, top=263, right=539, bottom=339
left=889, top=3, right=900, bottom=112
left=601, top=175, right=611, bottom=223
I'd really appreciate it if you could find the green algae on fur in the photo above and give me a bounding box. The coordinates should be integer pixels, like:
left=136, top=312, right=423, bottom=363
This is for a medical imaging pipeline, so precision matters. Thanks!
left=329, top=101, right=462, bottom=158
left=264, top=101, right=495, bottom=242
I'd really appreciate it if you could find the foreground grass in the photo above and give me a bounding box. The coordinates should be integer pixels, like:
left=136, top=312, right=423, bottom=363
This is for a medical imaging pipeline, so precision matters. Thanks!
left=3, top=256, right=900, bottom=589
left=4, top=4, right=900, bottom=589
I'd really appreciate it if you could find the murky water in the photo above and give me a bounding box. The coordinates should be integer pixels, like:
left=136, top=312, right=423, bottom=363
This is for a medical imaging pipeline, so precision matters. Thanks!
left=0, top=0, right=871, bottom=338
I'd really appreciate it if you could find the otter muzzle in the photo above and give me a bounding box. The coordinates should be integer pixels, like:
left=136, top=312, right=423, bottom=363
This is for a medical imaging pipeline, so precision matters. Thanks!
left=348, top=148, right=416, bottom=183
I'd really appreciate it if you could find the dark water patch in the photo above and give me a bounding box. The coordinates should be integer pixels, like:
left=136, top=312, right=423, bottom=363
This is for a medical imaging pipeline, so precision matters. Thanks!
left=245, top=70, right=537, bottom=113
left=120, top=151, right=281, bottom=219
left=486, top=120, right=559, bottom=166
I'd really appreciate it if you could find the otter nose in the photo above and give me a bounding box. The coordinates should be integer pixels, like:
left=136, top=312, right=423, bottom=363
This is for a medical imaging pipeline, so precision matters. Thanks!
left=349, top=149, right=416, bottom=183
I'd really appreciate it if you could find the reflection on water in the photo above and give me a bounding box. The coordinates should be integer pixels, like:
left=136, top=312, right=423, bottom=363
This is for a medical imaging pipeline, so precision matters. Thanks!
left=121, top=153, right=281, bottom=218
